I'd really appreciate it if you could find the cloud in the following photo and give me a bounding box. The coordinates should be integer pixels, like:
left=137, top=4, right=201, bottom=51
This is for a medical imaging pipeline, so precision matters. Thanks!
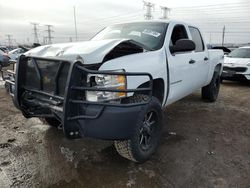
left=0, top=0, right=249, bottom=45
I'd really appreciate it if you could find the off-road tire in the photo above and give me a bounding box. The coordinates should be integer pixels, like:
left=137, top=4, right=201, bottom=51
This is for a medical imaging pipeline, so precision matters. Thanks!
left=40, top=117, right=61, bottom=127
left=202, top=71, right=220, bottom=102
left=114, top=95, right=163, bottom=163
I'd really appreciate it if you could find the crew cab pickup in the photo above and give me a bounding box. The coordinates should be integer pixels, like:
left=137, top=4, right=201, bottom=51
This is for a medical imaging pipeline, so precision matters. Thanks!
left=9, top=20, right=224, bottom=162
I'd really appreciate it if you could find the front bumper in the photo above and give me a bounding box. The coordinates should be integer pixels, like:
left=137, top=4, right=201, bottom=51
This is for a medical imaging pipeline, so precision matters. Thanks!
left=76, top=104, right=143, bottom=140
left=10, top=55, right=153, bottom=140
left=222, top=65, right=250, bottom=80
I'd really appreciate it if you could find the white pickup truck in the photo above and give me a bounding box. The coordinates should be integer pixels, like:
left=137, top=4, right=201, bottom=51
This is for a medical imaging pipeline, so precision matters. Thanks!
left=9, top=20, right=224, bottom=162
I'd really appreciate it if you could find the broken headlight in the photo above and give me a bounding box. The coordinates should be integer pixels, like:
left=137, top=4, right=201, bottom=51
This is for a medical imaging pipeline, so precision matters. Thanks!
left=86, top=71, right=126, bottom=102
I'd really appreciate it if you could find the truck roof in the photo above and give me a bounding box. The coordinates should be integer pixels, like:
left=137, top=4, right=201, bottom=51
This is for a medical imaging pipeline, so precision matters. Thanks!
left=113, top=19, right=194, bottom=26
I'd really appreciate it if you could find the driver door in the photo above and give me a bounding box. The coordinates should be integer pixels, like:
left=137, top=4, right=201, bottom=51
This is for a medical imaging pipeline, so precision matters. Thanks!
left=166, top=24, right=197, bottom=104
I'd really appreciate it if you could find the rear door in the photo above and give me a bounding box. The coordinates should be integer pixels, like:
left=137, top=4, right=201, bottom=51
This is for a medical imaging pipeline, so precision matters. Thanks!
left=188, top=26, right=209, bottom=88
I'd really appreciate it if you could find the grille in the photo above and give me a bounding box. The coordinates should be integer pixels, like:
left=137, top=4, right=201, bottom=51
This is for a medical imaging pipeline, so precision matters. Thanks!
left=23, top=58, right=70, bottom=96
left=223, top=66, right=247, bottom=73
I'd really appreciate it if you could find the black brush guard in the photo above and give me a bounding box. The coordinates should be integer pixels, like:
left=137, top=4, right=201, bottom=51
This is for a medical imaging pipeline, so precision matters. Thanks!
left=10, top=55, right=153, bottom=140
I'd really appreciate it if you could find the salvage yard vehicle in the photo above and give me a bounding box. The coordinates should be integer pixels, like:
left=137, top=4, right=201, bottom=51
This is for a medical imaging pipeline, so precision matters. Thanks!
left=0, top=49, right=10, bottom=70
left=222, top=46, right=250, bottom=81
left=8, top=20, right=224, bottom=162
left=8, top=47, right=29, bottom=61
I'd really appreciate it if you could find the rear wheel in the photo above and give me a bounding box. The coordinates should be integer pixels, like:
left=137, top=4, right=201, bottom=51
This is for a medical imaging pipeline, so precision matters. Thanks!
left=114, top=95, right=163, bottom=163
left=202, top=71, right=220, bottom=102
left=40, top=117, right=61, bottom=127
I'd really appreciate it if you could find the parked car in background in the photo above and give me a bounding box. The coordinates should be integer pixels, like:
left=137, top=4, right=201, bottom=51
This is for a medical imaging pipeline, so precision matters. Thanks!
left=8, top=47, right=28, bottom=61
left=222, top=46, right=250, bottom=81
left=0, top=46, right=10, bottom=53
left=0, top=49, right=10, bottom=70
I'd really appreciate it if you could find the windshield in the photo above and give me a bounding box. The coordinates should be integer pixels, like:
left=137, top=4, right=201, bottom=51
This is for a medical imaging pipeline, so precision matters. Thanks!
left=91, top=22, right=168, bottom=50
left=228, top=48, right=250, bottom=58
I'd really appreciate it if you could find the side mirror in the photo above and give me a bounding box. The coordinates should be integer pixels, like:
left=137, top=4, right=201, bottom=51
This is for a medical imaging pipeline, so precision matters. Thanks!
left=170, top=39, right=196, bottom=54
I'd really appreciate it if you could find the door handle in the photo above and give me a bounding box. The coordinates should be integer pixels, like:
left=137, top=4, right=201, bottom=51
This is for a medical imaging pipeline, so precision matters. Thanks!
left=189, top=59, right=196, bottom=64
left=204, top=57, right=209, bottom=61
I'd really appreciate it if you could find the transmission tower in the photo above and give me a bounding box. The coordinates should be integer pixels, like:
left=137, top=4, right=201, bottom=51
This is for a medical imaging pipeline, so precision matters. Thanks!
left=45, top=25, right=54, bottom=44
left=160, top=6, right=170, bottom=19
left=6, top=34, right=13, bottom=47
left=143, top=1, right=155, bottom=20
left=30, top=23, right=40, bottom=44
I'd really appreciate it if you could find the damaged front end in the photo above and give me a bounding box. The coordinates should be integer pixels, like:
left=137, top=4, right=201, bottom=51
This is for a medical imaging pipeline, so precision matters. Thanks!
left=10, top=55, right=153, bottom=140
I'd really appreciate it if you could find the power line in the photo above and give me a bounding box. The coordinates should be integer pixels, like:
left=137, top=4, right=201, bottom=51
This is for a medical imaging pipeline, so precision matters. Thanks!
left=171, top=2, right=250, bottom=9
left=30, top=22, right=39, bottom=44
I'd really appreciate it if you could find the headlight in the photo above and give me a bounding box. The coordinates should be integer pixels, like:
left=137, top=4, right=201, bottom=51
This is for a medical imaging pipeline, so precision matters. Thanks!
left=86, top=71, right=126, bottom=102
left=247, top=63, right=250, bottom=66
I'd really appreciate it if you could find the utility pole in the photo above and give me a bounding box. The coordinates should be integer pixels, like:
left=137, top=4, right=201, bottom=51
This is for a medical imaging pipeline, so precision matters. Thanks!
left=30, top=22, right=40, bottom=44
left=222, top=25, right=225, bottom=46
left=73, top=6, right=78, bottom=41
left=143, top=1, right=154, bottom=20
left=6, top=34, right=12, bottom=47
left=45, top=24, right=54, bottom=44
left=160, top=6, right=170, bottom=19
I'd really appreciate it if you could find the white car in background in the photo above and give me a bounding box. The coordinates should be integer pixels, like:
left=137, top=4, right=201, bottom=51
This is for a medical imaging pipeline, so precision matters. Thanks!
left=8, top=48, right=28, bottom=61
left=222, top=46, right=250, bottom=81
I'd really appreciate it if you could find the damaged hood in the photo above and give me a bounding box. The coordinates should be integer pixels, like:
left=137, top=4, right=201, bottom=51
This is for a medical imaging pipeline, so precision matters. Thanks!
left=25, top=39, right=131, bottom=64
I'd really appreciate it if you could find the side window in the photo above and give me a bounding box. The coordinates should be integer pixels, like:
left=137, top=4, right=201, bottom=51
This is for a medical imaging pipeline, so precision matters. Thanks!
left=189, top=27, right=204, bottom=52
left=169, top=25, right=188, bottom=47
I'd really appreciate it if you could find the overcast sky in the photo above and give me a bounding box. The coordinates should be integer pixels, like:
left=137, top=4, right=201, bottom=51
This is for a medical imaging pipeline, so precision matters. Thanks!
left=0, top=0, right=250, bottom=45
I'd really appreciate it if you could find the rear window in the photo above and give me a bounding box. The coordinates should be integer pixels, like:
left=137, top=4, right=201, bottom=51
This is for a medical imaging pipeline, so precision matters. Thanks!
left=189, top=27, right=204, bottom=52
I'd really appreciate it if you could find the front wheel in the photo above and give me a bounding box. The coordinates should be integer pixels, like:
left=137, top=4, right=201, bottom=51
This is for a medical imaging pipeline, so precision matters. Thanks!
left=114, top=95, right=163, bottom=163
left=202, top=71, right=220, bottom=102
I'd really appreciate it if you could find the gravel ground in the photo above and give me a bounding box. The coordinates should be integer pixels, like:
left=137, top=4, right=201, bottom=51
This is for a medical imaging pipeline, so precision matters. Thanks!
left=0, top=80, right=249, bottom=188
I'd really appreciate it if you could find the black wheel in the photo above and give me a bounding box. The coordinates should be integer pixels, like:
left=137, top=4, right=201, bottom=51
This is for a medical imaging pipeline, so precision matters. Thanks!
left=202, top=71, right=220, bottom=102
left=40, top=117, right=61, bottom=127
left=114, top=95, right=163, bottom=163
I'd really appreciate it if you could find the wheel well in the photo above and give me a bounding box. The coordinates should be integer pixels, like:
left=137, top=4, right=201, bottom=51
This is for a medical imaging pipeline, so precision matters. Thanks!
left=137, top=78, right=165, bottom=104
left=215, top=63, right=222, bottom=73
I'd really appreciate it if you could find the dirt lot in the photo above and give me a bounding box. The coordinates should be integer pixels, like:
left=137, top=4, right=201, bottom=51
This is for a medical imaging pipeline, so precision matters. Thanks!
left=0, top=80, right=249, bottom=188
